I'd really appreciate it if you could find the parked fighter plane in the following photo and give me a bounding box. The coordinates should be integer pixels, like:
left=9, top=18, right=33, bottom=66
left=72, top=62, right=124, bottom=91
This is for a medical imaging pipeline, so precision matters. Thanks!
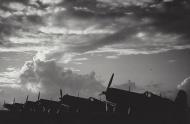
left=101, top=73, right=175, bottom=117
left=37, top=99, right=69, bottom=114
left=34, top=91, right=70, bottom=114
left=3, top=98, right=24, bottom=112
left=59, top=89, right=114, bottom=112
left=3, top=102, right=13, bottom=111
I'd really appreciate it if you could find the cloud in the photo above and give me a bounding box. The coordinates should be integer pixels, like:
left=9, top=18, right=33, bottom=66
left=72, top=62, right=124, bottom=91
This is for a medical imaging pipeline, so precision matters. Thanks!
left=0, top=52, right=104, bottom=101
left=39, top=26, right=114, bottom=35
left=168, top=59, right=176, bottom=63
left=58, top=53, right=78, bottom=64
left=34, top=0, right=62, bottom=5
left=8, top=2, right=26, bottom=11
left=105, top=55, right=119, bottom=59
left=18, top=56, right=104, bottom=97
left=0, top=67, right=20, bottom=84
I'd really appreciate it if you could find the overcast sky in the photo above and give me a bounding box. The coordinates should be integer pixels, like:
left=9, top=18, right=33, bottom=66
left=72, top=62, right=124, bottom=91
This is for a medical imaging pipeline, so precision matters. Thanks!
left=0, top=0, right=190, bottom=104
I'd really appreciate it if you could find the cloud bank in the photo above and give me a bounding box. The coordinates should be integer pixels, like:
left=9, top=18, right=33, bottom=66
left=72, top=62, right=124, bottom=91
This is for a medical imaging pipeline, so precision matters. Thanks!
left=0, top=51, right=104, bottom=102
left=19, top=57, right=104, bottom=98
left=0, top=0, right=190, bottom=59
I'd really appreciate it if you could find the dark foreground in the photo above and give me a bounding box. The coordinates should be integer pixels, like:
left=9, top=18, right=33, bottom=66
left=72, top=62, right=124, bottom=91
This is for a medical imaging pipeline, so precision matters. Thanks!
left=0, top=110, right=190, bottom=124
left=2, top=75, right=190, bottom=124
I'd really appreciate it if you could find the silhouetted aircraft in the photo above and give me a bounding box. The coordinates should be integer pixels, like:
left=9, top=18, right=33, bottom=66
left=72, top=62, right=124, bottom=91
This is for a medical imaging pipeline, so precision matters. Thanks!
left=101, top=73, right=175, bottom=116
left=37, top=99, right=69, bottom=113
left=34, top=91, right=69, bottom=113
left=4, top=98, right=24, bottom=112
left=3, top=102, right=13, bottom=111
left=3, top=99, right=15, bottom=111
left=59, top=89, right=114, bottom=112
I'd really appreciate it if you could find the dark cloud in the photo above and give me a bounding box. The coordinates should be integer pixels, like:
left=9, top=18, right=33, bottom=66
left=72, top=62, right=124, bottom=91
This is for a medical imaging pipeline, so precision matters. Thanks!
left=49, top=0, right=190, bottom=54
left=128, top=0, right=190, bottom=43
left=0, top=0, right=30, bottom=4
left=138, top=2, right=189, bottom=32
left=72, top=24, right=144, bottom=52
left=55, top=0, right=129, bottom=25
left=0, top=0, right=30, bottom=12
left=101, top=0, right=190, bottom=48
left=0, top=13, right=45, bottom=46
left=0, top=19, right=20, bottom=45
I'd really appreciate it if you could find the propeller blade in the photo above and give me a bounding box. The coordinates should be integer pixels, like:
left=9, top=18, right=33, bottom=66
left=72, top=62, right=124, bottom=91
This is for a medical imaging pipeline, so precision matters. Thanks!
left=77, top=92, right=80, bottom=97
left=106, top=73, right=114, bottom=91
left=60, top=89, right=63, bottom=99
left=38, top=92, right=40, bottom=101
left=13, top=98, right=15, bottom=104
left=99, top=73, right=114, bottom=97
left=26, top=95, right=29, bottom=102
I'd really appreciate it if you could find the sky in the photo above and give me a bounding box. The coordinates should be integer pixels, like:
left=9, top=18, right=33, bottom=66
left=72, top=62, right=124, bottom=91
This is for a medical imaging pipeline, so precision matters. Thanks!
left=0, top=0, right=190, bottom=104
